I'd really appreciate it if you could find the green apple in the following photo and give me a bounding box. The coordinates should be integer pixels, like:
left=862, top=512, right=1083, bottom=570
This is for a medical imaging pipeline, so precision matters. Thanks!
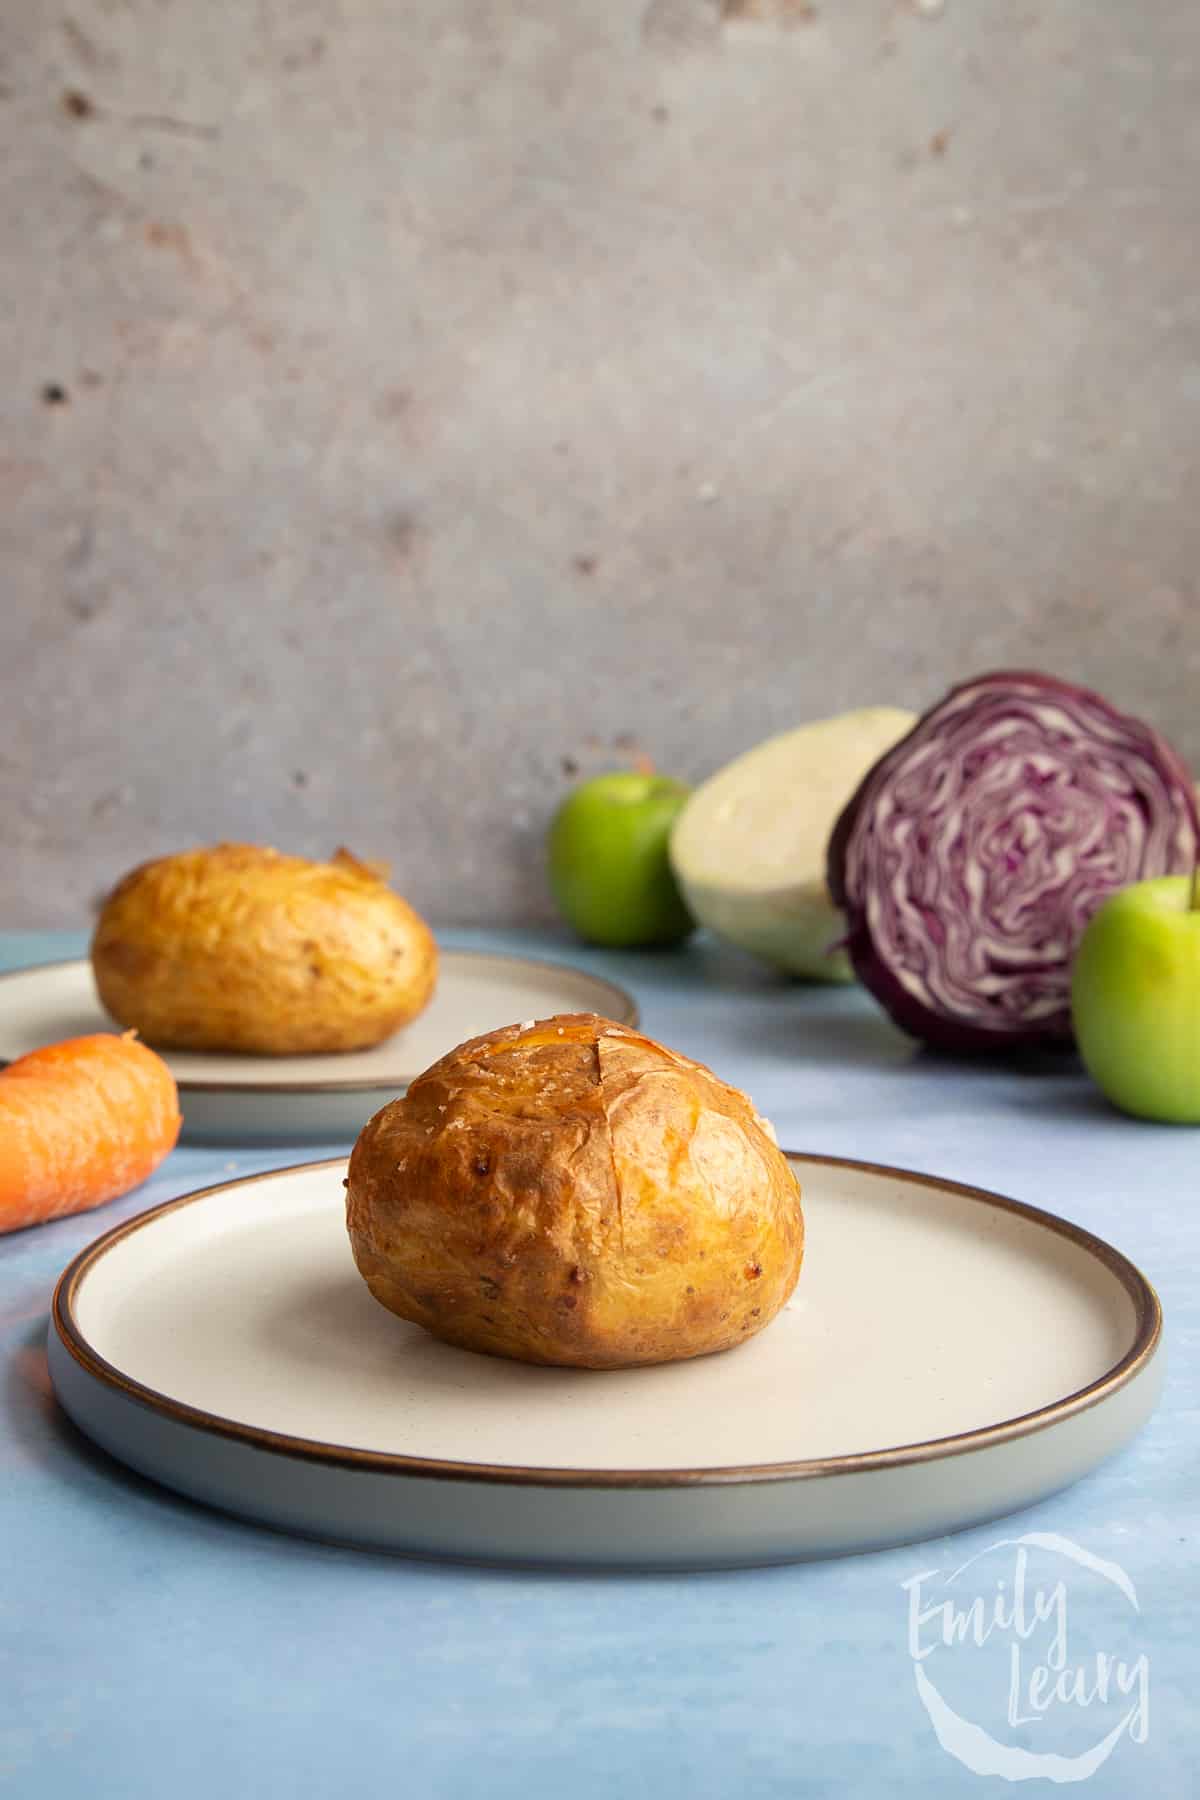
left=1071, top=874, right=1200, bottom=1122
left=548, top=771, right=695, bottom=948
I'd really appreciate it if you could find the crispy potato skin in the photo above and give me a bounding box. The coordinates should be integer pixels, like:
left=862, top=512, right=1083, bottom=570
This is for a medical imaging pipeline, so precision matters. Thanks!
left=91, top=844, right=437, bottom=1054
left=346, top=1012, right=804, bottom=1368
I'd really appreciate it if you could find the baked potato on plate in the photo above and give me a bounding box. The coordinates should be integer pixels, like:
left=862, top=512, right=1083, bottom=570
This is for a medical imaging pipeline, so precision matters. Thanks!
left=92, top=844, right=437, bottom=1055
left=346, top=1012, right=804, bottom=1369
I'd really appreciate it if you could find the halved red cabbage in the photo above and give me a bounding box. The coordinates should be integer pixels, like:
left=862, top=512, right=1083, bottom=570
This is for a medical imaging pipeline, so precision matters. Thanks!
left=827, top=671, right=1200, bottom=1051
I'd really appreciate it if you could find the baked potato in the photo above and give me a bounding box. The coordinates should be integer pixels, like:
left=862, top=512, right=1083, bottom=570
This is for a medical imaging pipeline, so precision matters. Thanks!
left=345, top=1012, right=804, bottom=1368
left=91, top=844, right=437, bottom=1055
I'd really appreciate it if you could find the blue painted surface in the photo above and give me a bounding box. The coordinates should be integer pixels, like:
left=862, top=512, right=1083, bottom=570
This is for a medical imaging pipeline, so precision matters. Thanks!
left=1, top=930, right=1195, bottom=1797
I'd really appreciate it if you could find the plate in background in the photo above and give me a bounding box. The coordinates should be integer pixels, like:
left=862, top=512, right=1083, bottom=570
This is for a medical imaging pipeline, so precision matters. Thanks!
left=48, top=1154, right=1162, bottom=1568
left=0, top=955, right=638, bottom=1143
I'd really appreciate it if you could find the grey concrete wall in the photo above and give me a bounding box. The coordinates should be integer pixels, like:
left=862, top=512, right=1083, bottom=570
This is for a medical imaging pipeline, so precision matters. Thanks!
left=2, top=0, right=1197, bottom=927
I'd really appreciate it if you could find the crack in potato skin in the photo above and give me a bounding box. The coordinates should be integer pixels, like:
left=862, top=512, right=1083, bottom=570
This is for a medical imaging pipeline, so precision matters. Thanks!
left=346, top=1012, right=804, bottom=1369
left=91, top=844, right=437, bottom=1054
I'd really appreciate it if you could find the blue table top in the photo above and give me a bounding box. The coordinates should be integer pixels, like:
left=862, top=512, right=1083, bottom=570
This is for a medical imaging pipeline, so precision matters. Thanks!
left=1, top=929, right=1195, bottom=1797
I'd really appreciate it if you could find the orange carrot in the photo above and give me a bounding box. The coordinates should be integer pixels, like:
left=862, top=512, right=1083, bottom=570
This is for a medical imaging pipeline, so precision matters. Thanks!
left=0, top=1032, right=181, bottom=1235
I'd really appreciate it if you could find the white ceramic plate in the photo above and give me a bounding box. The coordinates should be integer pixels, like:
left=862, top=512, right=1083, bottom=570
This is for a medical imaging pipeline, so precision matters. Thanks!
left=0, top=956, right=637, bottom=1143
left=48, top=1155, right=1161, bottom=1568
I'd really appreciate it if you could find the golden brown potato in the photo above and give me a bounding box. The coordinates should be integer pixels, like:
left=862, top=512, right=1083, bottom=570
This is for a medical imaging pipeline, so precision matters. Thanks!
left=345, top=1012, right=803, bottom=1368
left=91, top=844, right=437, bottom=1055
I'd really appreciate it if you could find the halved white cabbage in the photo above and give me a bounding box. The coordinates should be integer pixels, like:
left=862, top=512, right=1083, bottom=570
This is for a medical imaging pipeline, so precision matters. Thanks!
left=669, top=707, right=917, bottom=980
